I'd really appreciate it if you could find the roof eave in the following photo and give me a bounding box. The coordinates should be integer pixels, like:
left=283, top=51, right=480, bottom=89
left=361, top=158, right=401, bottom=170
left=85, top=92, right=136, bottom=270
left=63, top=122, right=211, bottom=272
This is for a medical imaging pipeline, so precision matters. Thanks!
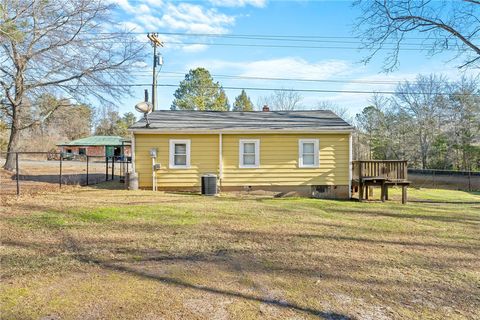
left=129, top=128, right=354, bottom=134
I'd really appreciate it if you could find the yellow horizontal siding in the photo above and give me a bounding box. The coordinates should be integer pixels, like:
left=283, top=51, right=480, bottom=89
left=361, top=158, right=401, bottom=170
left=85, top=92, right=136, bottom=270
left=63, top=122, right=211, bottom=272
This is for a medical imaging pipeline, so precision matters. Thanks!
left=134, top=133, right=350, bottom=188
left=221, top=134, right=349, bottom=186
left=135, top=134, right=218, bottom=187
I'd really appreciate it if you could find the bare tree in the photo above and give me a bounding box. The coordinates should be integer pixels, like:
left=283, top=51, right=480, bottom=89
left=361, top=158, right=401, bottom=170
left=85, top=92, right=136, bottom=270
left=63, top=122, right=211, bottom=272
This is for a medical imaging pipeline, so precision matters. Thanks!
left=316, top=101, right=352, bottom=122
left=354, top=0, right=480, bottom=71
left=445, top=76, right=480, bottom=170
left=259, top=90, right=303, bottom=111
left=0, top=0, right=145, bottom=170
left=392, top=74, right=449, bottom=169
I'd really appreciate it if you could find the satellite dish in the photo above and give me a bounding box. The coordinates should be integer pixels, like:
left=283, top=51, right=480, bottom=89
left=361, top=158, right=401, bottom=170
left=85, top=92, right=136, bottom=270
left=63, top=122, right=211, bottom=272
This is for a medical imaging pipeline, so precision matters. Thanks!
left=135, top=101, right=153, bottom=114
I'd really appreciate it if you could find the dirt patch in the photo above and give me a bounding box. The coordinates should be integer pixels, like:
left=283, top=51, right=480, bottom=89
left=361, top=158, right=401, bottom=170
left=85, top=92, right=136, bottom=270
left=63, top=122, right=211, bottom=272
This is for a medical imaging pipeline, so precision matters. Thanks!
left=0, top=158, right=116, bottom=197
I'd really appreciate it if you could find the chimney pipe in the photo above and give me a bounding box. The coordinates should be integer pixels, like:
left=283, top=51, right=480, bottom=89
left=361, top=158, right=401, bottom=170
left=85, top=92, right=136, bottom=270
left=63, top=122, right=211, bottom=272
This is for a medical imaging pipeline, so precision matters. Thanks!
left=262, top=105, right=270, bottom=112
left=144, top=89, right=149, bottom=102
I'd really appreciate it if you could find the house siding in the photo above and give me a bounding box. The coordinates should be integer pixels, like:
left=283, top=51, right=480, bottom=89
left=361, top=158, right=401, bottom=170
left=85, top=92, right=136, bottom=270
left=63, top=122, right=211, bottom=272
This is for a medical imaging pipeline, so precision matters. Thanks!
left=134, top=134, right=219, bottom=188
left=221, top=134, right=349, bottom=186
left=134, top=133, right=350, bottom=193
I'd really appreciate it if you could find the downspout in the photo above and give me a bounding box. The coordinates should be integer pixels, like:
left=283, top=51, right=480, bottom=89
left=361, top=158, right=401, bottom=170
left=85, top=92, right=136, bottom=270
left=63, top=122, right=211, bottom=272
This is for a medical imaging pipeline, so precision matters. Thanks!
left=152, top=156, right=156, bottom=191
left=348, top=133, right=353, bottom=199
left=219, top=133, right=223, bottom=189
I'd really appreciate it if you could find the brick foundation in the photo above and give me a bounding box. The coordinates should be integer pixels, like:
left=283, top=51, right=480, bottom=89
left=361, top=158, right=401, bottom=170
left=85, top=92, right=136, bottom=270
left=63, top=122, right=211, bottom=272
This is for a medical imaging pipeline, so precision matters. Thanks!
left=221, top=185, right=350, bottom=199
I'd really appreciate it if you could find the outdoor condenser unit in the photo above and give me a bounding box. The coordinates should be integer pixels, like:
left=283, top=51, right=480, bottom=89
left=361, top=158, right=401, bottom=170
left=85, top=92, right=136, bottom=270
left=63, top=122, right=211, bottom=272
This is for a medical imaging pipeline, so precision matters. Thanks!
left=201, top=174, right=218, bottom=196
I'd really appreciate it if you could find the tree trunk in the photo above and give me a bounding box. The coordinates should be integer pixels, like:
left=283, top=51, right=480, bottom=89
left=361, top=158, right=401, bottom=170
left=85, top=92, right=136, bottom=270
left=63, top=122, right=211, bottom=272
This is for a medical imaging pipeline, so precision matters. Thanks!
left=3, top=109, right=21, bottom=171
left=3, top=126, right=20, bottom=171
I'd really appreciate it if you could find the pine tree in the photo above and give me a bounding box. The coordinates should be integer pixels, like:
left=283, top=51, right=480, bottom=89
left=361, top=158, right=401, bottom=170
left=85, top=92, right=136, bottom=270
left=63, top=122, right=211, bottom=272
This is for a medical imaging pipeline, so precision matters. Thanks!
left=232, top=90, right=254, bottom=111
left=214, top=88, right=230, bottom=111
left=172, top=68, right=228, bottom=111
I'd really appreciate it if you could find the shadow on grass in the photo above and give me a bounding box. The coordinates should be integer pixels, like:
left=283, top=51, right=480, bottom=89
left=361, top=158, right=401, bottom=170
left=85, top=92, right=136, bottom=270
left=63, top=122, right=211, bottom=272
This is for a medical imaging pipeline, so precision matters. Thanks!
left=15, top=174, right=111, bottom=186
left=219, top=228, right=479, bottom=251
left=327, top=208, right=480, bottom=225
left=6, top=235, right=478, bottom=296
left=61, top=236, right=352, bottom=320
left=86, top=181, right=126, bottom=190
left=408, top=200, right=480, bottom=204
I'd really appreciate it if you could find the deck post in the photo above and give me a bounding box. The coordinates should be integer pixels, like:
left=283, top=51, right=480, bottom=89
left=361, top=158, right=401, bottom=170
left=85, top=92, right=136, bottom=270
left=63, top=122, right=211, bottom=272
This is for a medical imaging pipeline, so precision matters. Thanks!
left=468, top=170, right=471, bottom=192
left=402, top=185, right=407, bottom=204
left=384, top=185, right=389, bottom=200
left=105, top=157, right=109, bottom=181
left=358, top=161, right=363, bottom=201
left=86, top=156, right=89, bottom=186
left=59, top=155, right=62, bottom=188
left=359, top=182, right=363, bottom=201
left=380, top=183, right=386, bottom=202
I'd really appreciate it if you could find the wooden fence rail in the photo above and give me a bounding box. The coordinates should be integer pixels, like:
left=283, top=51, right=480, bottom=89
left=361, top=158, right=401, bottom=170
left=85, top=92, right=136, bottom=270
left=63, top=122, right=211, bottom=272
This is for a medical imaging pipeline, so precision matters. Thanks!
left=352, top=160, right=408, bottom=181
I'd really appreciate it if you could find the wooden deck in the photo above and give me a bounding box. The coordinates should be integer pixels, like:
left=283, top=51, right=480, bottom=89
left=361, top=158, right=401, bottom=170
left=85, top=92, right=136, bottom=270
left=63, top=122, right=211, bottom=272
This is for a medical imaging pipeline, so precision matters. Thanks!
left=351, top=160, right=411, bottom=204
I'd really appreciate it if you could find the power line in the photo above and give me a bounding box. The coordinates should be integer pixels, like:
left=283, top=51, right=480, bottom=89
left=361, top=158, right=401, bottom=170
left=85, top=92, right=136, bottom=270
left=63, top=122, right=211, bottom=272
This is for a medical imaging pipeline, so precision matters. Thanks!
left=77, top=37, right=457, bottom=51
left=129, top=73, right=407, bottom=85
left=83, top=34, right=441, bottom=46
left=163, top=41, right=448, bottom=51
left=54, top=83, right=479, bottom=96
left=83, top=30, right=478, bottom=41
left=128, top=71, right=456, bottom=86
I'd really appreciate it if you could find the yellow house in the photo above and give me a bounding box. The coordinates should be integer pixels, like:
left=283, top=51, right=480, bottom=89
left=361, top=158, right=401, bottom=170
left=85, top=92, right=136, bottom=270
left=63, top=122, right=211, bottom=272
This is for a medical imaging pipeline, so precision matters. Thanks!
left=130, top=109, right=354, bottom=198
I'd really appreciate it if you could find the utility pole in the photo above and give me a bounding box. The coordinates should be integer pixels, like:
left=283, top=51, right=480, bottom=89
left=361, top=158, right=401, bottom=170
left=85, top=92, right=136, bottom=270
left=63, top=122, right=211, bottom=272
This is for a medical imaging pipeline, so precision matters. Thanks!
left=147, top=33, right=164, bottom=111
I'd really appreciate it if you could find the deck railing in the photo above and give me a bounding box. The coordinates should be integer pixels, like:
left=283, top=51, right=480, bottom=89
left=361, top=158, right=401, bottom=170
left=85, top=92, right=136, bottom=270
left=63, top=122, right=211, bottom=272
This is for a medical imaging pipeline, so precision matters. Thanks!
left=352, top=160, right=408, bottom=181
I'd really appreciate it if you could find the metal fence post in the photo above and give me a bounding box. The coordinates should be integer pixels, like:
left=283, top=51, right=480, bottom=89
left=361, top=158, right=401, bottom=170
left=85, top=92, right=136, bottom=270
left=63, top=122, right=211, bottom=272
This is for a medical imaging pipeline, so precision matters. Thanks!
left=15, top=152, right=20, bottom=196
left=59, top=155, right=63, bottom=188
left=86, top=156, right=89, bottom=186
left=105, top=156, right=109, bottom=181
left=112, top=156, right=115, bottom=180
left=468, top=170, right=472, bottom=192
left=432, top=170, right=435, bottom=188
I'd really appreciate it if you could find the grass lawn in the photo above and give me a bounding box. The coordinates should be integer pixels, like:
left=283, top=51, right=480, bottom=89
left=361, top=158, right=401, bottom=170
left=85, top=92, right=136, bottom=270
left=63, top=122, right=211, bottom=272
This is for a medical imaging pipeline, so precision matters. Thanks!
left=1, top=185, right=479, bottom=320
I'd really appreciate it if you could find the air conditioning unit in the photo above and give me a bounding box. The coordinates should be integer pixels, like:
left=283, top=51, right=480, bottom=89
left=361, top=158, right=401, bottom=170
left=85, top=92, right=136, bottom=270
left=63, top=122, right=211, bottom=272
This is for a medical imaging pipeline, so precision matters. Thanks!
left=201, top=174, right=218, bottom=196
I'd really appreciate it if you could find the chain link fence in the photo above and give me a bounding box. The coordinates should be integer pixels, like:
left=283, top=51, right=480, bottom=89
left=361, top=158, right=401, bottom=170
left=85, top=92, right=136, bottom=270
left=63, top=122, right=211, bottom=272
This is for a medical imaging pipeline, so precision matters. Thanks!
left=408, top=169, right=479, bottom=191
left=3, top=153, right=478, bottom=195
left=0, top=152, right=131, bottom=196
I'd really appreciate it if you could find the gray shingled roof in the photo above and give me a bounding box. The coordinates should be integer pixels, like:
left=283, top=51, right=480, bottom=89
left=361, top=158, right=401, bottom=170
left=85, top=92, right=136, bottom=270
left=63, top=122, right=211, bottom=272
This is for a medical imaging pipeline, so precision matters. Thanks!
left=129, top=110, right=353, bottom=132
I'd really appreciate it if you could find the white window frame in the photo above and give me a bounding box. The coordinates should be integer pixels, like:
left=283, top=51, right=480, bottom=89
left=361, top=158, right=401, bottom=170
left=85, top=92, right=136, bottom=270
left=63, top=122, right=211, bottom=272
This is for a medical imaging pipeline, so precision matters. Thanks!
left=169, top=139, right=191, bottom=169
left=239, top=139, right=260, bottom=168
left=298, top=139, right=319, bottom=168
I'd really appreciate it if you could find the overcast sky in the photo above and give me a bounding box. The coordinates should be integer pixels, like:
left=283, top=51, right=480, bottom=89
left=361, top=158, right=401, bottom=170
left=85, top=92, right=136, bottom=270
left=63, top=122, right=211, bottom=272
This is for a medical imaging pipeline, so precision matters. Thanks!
left=111, top=0, right=476, bottom=117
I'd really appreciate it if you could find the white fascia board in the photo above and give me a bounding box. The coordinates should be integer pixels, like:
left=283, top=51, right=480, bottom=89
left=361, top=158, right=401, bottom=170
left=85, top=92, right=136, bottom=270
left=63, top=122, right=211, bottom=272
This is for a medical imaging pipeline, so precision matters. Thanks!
left=130, top=129, right=354, bottom=135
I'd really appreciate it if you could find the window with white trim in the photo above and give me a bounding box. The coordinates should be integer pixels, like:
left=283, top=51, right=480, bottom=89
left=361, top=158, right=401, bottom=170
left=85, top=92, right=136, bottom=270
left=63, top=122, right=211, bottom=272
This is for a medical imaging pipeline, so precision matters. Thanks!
left=298, top=139, right=319, bottom=168
left=169, top=139, right=191, bottom=169
left=239, top=139, right=260, bottom=168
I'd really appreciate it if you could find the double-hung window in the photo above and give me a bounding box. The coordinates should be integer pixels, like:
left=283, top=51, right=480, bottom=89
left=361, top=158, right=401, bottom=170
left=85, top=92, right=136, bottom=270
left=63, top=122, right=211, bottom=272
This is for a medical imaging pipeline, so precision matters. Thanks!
left=239, top=139, right=260, bottom=168
left=169, top=139, right=191, bottom=169
left=298, top=139, right=319, bottom=168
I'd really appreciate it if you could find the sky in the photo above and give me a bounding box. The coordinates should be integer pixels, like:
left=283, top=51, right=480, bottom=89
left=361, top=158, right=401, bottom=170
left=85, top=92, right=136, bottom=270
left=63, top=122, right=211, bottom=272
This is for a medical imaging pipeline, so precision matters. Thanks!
left=110, top=0, right=476, bottom=117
